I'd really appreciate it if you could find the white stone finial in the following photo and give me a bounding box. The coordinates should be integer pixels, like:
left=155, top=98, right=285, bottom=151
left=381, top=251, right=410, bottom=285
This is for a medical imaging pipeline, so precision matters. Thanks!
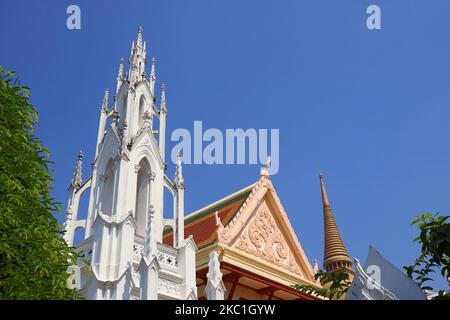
left=137, top=26, right=143, bottom=48
left=175, top=150, right=184, bottom=188
left=102, top=88, right=109, bottom=108
left=260, top=156, right=271, bottom=177
left=71, top=150, right=83, bottom=188
left=205, top=251, right=225, bottom=300
left=150, top=57, right=156, bottom=78
left=117, top=58, right=125, bottom=81
left=207, top=251, right=222, bottom=284
left=160, top=82, right=166, bottom=110
left=313, top=258, right=319, bottom=273
left=177, top=149, right=182, bottom=162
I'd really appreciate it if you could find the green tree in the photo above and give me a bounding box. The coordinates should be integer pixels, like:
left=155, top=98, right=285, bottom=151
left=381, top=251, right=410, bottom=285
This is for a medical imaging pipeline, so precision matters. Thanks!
left=404, top=213, right=450, bottom=299
left=292, top=269, right=351, bottom=300
left=0, top=67, right=80, bottom=299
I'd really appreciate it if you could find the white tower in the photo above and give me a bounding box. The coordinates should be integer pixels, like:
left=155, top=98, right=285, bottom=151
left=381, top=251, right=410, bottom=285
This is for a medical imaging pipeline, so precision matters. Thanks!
left=63, top=27, right=197, bottom=300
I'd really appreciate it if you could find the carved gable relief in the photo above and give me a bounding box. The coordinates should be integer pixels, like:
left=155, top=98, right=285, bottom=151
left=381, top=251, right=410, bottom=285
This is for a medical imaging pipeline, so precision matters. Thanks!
left=234, top=201, right=302, bottom=276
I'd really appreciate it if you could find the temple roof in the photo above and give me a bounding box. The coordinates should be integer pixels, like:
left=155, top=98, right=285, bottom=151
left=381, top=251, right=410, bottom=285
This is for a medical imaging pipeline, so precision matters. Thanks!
left=164, top=175, right=320, bottom=289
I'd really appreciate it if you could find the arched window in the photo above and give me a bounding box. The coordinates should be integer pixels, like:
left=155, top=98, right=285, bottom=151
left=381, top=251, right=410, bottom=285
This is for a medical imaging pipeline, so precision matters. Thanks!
left=135, top=158, right=151, bottom=237
left=101, top=158, right=115, bottom=216
left=138, top=95, right=146, bottom=129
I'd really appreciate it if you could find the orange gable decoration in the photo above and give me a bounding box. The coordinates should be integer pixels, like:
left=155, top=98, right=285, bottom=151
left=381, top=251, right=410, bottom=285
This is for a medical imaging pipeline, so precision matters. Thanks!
left=165, top=175, right=322, bottom=300
left=234, top=201, right=303, bottom=276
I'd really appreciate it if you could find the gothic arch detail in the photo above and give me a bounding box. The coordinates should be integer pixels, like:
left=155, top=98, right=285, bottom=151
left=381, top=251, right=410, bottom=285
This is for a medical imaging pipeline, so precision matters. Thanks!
left=100, top=158, right=116, bottom=216
left=118, top=91, right=128, bottom=127
left=138, top=94, right=146, bottom=129
left=135, top=157, right=151, bottom=238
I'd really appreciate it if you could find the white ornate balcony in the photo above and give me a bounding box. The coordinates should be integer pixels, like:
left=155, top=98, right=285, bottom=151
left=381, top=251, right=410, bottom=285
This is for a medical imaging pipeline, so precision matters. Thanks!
left=156, top=243, right=179, bottom=273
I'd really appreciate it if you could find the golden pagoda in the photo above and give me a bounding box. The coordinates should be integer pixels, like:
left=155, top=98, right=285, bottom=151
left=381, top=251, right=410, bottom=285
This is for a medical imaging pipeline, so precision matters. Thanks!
left=319, top=173, right=354, bottom=275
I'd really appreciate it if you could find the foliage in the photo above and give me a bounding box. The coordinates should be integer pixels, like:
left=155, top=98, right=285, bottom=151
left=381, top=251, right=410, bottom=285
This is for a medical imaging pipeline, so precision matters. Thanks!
left=292, top=269, right=352, bottom=300
left=0, top=66, right=81, bottom=299
left=403, top=212, right=450, bottom=299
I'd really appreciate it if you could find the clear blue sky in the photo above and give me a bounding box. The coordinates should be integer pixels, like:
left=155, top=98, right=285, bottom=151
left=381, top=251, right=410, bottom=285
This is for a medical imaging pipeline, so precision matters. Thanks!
left=1, top=0, right=449, bottom=290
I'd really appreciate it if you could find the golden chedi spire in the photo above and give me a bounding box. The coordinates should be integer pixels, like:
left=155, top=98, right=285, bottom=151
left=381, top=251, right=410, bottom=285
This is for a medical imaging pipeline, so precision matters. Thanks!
left=319, top=173, right=353, bottom=275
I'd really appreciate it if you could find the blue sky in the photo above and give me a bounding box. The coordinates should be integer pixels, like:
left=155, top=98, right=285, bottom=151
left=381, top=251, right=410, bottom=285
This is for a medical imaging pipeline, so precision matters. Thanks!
left=1, top=0, right=449, bottom=290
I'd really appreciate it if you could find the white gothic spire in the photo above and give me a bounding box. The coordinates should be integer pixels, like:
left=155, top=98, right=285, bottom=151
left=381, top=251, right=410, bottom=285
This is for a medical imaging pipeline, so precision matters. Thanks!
left=129, top=26, right=147, bottom=84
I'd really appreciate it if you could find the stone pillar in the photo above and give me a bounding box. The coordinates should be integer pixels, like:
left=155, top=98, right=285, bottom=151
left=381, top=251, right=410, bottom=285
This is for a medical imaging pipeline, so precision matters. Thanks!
left=179, top=236, right=198, bottom=299
left=139, top=256, right=160, bottom=300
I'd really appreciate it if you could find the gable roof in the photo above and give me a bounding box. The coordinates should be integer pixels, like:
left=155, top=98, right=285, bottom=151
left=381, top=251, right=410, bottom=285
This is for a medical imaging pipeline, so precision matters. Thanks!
left=165, top=175, right=320, bottom=288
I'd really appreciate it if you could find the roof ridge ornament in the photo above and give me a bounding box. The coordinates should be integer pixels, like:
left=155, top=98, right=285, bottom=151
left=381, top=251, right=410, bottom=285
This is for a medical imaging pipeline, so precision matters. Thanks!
left=260, top=156, right=271, bottom=177
left=215, top=210, right=225, bottom=241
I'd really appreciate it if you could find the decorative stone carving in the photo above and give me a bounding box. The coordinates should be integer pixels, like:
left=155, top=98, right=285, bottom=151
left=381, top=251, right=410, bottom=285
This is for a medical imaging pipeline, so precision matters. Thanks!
left=133, top=243, right=144, bottom=258
left=144, top=206, right=156, bottom=257
left=235, top=202, right=302, bottom=275
left=158, top=278, right=180, bottom=296
left=157, top=250, right=178, bottom=270
left=143, top=110, right=152, bottom=123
